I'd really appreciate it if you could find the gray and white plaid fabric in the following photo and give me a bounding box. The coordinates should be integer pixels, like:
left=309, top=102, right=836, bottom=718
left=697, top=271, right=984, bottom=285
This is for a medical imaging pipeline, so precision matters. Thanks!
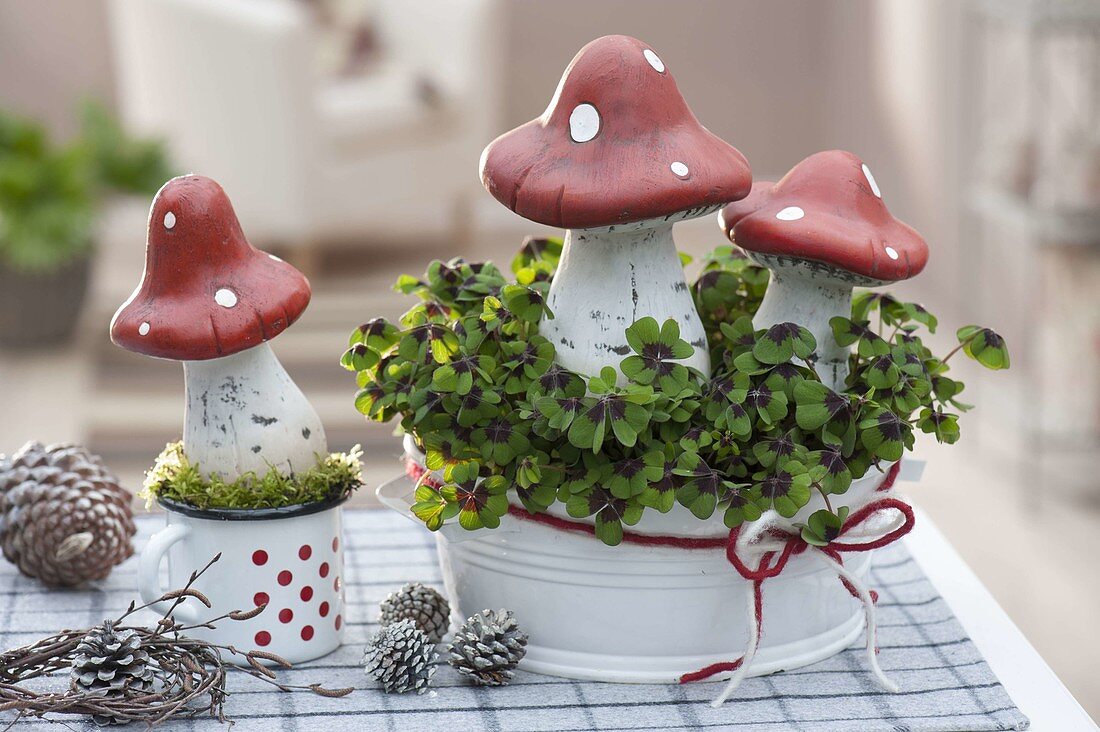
left=1, top=510, right=1029, bottom=731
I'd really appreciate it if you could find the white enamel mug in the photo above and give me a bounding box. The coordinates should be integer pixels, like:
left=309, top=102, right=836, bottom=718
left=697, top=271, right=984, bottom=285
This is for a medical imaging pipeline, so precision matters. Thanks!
left=139, top=496, right=347, bottom=664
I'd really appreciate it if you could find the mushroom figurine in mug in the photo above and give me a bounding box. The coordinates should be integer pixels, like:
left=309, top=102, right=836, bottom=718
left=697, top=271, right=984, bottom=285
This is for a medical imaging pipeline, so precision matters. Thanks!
left=111, top=175, right=327, bottom=479
left=718, top=150, right=929, bottom=391
left=480, top=35, right=752, bottom=379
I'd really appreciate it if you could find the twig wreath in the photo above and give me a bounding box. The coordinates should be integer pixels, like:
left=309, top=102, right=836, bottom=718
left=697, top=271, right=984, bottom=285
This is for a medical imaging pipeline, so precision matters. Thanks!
left=0, top=556, right=352, bottom=728
left=342, top=239, right=1009, bottom=546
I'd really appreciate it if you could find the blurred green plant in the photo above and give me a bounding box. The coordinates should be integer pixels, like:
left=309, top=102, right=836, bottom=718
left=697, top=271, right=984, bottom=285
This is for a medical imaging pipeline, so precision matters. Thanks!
left=0, top=101, right=174, bottom=272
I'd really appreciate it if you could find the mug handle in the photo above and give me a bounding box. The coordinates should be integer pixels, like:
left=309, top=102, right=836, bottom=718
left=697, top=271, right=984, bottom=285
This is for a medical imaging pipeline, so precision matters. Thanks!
left=138, top=523, right=200, bottom=623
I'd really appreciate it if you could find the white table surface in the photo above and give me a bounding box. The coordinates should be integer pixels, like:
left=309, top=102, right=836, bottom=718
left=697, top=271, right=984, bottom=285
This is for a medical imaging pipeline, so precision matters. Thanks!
left=906, top=509, right=1097, bottom=732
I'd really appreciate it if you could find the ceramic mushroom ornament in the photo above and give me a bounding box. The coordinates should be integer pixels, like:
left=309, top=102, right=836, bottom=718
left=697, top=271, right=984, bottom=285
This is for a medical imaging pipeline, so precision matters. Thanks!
left=480, top=35, right=752, bottom=379
left=111, top=175, right=327, bottom=479
left=719, top=150, right=929, bottom=391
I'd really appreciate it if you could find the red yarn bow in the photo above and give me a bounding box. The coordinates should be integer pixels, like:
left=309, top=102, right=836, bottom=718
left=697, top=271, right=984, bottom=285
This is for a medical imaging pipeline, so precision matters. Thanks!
left=681, top=461, right=913, bottom=685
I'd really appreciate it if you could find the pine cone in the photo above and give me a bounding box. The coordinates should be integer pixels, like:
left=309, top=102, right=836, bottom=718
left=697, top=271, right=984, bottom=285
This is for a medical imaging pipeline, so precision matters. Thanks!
left=447, top=609, right=528, bottom=686
left=379, top=582, right=450, bottom=643
left=364, top=619, right=437, bottom=694
left=0, top=442, right=135, bottom=587
left=70, top=620, right=156, bottom=726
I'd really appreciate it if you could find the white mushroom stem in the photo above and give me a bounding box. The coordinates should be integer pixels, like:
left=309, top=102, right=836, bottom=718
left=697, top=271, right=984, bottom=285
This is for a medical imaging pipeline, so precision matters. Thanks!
left=751, top=255, right=880, bottom=392
left=542, top=208, right=716, bottom=380
left=182, top=342, right=327, bottom=480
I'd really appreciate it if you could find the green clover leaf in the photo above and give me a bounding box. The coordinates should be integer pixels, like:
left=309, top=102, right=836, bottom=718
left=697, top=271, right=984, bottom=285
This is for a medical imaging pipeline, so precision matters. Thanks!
left=410, top=477, right=461, bottom=531
left=674, top=453, right=728, bottom=519
left=956, top=326, right=1010, bottom=370
left=918, top=407, right=961, bottom=444
left=639, top=448, right=680, bottom=513
left=752, top=322, right=816, bottom=365
left=858, top=409, right=912, bottom=461
left=754, top=461, right=812, bottom=518
left=621, top=317, right=694, bottom=390
left=502, top=284, right=554, bottom=323
left=723, top=484, right=764, bottom=528
left=806, top=448, right=852, bottom=494
left=447, top=462, right=510, bottom=531
left=800, top=506, right=850, bottom=547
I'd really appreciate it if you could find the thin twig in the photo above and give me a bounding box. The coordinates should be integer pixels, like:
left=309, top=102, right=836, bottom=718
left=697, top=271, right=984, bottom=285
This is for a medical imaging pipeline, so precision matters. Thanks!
left=0, top=554, right=353, bottom=728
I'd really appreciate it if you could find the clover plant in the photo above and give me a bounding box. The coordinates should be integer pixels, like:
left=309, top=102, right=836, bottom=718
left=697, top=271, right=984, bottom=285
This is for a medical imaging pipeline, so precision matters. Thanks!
left=343, top=237, right=1009, bottom=546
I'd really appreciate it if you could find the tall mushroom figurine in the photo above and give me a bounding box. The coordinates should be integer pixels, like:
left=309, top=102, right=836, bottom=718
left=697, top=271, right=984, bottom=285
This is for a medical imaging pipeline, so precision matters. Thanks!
left=110, top=175, right=327, bottom=479
left=480, top=35, right=752, bottom=379
left=718, top=150, right=929, bottom=391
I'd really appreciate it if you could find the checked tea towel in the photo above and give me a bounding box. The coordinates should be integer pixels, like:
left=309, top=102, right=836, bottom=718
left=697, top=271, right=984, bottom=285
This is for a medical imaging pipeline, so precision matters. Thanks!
left=0, top=510, right=1029, bottom=731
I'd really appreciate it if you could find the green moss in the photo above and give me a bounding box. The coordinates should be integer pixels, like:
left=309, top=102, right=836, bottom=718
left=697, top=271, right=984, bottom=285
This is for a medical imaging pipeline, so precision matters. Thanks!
left=141, top=442, right=363, bottom=510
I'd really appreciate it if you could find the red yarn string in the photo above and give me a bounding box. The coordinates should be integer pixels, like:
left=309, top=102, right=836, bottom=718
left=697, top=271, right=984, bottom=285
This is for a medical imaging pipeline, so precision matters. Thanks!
left=503, top=505, right=731, bottom=548
left=677, top=461, right=912, bottom=684
left=403, top=457, right=913, bottom=683
left=678, top=578, right=763, bottom=683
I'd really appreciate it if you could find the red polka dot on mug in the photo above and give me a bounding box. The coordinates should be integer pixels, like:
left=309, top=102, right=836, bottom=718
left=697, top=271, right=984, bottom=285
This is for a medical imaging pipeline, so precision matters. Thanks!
left=252, top=550, right=268, bottom=566
left=319, top=601, right=330, bottom=618
left=279, top=608, right=294, bottom=624
left=335, top=615, right=342, bottom=631
left=301, top=625, right=314, bottom=641
left=332, top=537, right=339, bottom=552
left=333, top=576, right=341, bottom=592
left=277, top=570, right=293, bottom=586
left=254, top=631, right=271, bottom=646
left=253, top=592, right=270, bottom=607
left=298, top=544, right=312, bottom=561
left=300, top=586, right=313, bottom=602
left=318, top=562, right=330, bottom=578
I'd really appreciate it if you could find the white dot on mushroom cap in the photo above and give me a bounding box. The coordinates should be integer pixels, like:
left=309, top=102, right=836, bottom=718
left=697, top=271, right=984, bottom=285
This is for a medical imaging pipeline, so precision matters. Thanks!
left=670, top=161, right=689, bottom=177
left=569, top=103, right=600, bottom=143
left=643, top=49, right=665, bottom=73
left=862, top=163, right=882, bottom=198
left=163, top=211, right=176, bottom=229
left=776, top=206, right=805, bottom=221
left=885, top=245, right=900, bottom=260
left=215, top=288, right=238, bottom=308
left=138, top=322, right=150, bottom=336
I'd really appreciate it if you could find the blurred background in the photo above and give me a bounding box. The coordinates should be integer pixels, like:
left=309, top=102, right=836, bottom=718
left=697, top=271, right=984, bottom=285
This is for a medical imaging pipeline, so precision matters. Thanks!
left=1, top=0, right=1098, bottom=716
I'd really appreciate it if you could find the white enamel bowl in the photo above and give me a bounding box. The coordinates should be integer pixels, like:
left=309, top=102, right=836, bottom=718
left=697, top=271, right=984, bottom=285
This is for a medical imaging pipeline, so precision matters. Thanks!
left=379, top=435, right=892, bottom=683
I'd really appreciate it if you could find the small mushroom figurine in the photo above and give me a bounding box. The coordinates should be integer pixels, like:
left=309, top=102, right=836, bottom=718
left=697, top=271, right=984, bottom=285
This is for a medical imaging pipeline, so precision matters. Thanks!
left=718, top=150, right=929, bottom=391
left=110, top=175, right=327, bottom=479
left=480, top=35, right=752, bottom=379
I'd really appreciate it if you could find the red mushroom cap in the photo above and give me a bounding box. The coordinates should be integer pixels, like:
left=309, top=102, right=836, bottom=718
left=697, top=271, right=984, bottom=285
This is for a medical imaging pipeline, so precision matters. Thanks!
left=717, top=180, right=774, bottom=240
left=480, top=35, right=752, bottom=230
left=110, top=175, right=311, bottom=361
left=719, top=151, right=928, bottom=282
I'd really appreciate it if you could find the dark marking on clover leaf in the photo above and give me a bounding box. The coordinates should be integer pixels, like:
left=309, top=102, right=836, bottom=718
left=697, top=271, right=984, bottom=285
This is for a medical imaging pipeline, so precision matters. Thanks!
left=761, top=472, right=793, bottom=499
left=765, top=322, right=802, bottom=345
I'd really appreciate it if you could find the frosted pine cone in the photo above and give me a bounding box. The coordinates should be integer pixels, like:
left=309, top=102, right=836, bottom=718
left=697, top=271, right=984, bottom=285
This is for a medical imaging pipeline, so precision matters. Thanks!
left=0, top=442, right=135, bottom=587
left=379, top=582, right=450, bottom=643
left=447, top=609, right=528, bottom=686
left=364, top=619, right=438, bottom=694
left=70, top=620, right=156, bottom=725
